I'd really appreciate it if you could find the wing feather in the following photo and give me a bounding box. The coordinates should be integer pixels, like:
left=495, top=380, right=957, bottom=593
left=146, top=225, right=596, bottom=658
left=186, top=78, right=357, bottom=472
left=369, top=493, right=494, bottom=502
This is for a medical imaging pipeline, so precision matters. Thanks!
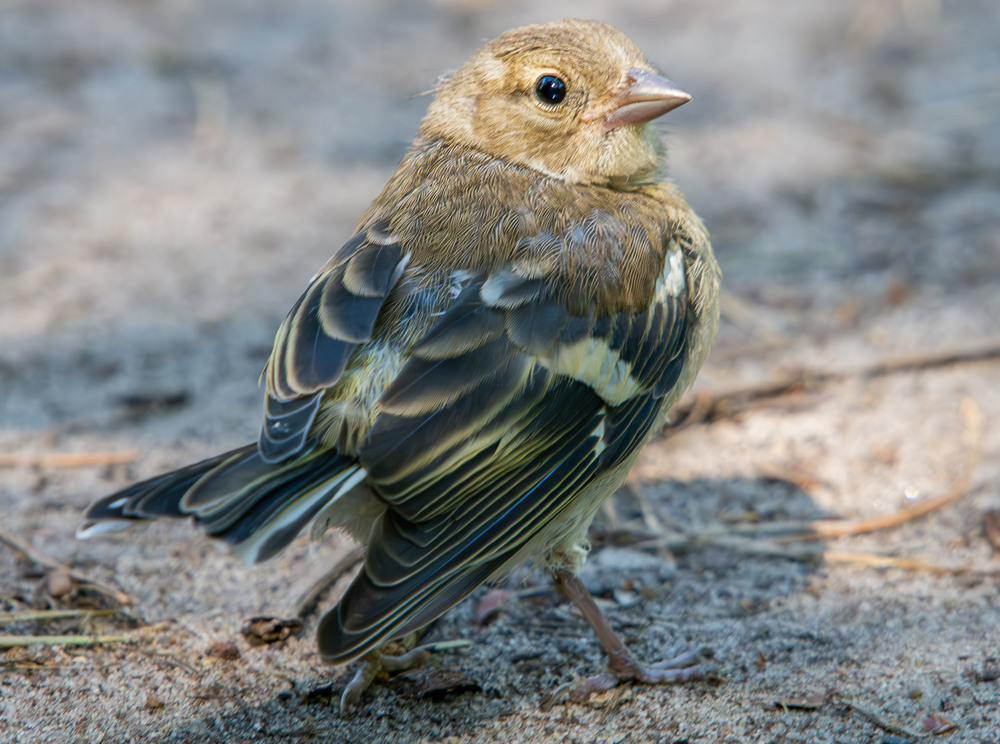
left=318, top=261, right=690, bottom=662
left=259, top=224, right=408, bottom=462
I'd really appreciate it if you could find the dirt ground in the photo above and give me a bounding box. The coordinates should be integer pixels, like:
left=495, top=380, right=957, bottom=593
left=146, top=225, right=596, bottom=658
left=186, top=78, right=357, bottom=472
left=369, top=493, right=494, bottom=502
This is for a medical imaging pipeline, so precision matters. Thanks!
left=2, top=1, right=999, bottom=742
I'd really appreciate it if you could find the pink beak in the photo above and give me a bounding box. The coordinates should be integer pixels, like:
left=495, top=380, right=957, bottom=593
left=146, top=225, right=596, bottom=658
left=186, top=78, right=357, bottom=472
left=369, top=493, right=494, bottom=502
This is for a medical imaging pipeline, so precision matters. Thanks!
left=604, top=68, right=692, bottom=132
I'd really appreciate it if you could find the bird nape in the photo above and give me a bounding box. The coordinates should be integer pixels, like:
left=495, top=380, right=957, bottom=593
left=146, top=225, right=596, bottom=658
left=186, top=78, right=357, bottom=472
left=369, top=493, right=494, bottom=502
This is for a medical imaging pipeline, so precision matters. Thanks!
left=79, top=18, right=721, bottom=712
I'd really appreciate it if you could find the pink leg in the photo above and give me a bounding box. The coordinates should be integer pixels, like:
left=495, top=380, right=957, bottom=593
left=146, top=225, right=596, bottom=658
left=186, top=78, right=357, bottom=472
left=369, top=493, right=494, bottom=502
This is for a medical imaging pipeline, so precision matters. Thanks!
left=339, top=635, right=428, bottom=713
left=552, top=571, right=712, bottom=701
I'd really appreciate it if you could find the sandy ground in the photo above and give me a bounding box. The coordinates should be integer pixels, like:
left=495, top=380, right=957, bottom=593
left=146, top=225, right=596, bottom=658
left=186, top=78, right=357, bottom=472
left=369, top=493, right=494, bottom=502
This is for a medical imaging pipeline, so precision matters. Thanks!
left=2, top=1, right=999, bottom=742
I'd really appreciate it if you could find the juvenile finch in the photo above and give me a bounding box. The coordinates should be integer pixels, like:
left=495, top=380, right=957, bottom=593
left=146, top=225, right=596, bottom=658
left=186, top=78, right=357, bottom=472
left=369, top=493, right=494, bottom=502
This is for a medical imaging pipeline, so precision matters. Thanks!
left=80, top=19, right=721, bottom=708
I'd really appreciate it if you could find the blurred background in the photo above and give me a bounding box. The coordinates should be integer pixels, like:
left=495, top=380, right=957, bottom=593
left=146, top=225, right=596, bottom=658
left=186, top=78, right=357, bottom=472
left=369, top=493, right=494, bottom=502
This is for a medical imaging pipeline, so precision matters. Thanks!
left=2, top=0, right=998, bottom=438
left=1, top=1, right=998, bottom=741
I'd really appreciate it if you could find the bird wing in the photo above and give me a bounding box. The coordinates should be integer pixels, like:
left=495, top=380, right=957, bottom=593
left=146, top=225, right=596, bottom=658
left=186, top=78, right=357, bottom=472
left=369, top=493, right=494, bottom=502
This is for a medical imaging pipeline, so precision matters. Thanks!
left=259, top=222, right=409, bottom=462
left=319, top=249, right=689, bottom=662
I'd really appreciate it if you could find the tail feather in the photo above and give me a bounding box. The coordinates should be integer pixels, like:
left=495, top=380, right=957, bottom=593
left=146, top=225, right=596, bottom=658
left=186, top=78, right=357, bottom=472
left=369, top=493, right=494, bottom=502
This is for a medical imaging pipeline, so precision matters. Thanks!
left=181, top=447, right=278, bottom=514
left=78, top=443, right=363, bottom=564
left=81, top=450, right=234, bottom=524
left=210, top=452, right=362, bottom=558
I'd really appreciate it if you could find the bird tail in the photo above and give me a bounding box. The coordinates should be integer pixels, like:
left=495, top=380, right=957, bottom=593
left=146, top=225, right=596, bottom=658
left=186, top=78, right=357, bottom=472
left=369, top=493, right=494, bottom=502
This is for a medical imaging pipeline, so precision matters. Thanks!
left=78, top=444, right=366, bottom=564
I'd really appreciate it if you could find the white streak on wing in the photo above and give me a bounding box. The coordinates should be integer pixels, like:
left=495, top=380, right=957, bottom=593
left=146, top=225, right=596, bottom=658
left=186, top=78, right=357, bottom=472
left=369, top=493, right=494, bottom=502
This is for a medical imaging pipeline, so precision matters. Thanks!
left=596, top=356, right=638, bottom=404
left=232, top=466, right=366, bottom=565
left=76, top=519, right=135, bottom=539
left=542, top=335, right=640, bottom=406
left=590, top=418, right=607, bottom=458
left=660, top=247, right=686, bottom=300
left=308, top=467, right=369, bottom=542
left=389, top=251, right=411, bottom=287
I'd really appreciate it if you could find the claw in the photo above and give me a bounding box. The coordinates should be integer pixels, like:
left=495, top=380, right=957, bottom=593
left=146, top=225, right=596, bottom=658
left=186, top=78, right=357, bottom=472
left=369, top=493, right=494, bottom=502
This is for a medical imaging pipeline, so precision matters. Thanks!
left=552, top=570, right=716, bottom=703
left=568, top=671, right=620, bottom=702
left=338, top=635, right=428, bottom=714
left=339, top=657, right=379, bottom=714
left=568, top=647, right=714, bottom=702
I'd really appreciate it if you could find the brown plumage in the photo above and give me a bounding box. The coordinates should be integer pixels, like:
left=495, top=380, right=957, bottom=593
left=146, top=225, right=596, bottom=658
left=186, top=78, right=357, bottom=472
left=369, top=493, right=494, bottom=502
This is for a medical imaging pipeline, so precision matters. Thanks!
left=80, top=19, right=721, bottom=709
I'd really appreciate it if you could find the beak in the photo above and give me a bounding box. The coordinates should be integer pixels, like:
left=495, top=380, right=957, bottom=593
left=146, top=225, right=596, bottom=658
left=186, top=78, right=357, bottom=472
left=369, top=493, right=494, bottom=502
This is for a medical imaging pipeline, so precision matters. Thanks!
left=603, top=68, right=692, bottom=132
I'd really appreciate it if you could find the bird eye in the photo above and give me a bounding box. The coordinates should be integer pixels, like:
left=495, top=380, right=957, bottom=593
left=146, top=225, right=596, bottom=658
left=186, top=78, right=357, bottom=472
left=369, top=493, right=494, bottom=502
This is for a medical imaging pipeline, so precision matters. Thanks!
left=534, top=75, right=567, bottom=105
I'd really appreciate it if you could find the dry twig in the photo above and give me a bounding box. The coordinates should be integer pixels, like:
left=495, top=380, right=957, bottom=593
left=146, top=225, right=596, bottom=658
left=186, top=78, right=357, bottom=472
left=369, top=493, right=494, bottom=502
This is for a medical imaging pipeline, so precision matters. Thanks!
left=635, top=396, right=987, bottom=577
left=797, top=393, right=982, bottom=542
left=836, top=696, right=932, bottom=738
left=141, top=649, right=200, bottom=676
left=0, top=528, right=131, bottom=606
left=670, top=337, right=1000, bottom=423
left=0, top=609, right=117, bottom=624
left=799, top=488, right=967, bottom=542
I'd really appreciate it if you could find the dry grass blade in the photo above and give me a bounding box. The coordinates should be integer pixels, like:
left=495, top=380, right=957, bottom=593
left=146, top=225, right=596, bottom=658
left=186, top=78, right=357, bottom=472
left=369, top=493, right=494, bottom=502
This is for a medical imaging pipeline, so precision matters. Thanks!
left=822, top=551, right=1000, bottom=576
left=669, top=338, right=1000, bottom=424
left=634, top=398, right=986, bottom=575
left=412, top=639, right=474, bottom=653
left=0, top=634, right=134, bottom=649
left=797, top=484, right=969, bottom=542
left=718, top=290, right=790, bottom=347
left=629, top=529, right=824, bottom=562
left=0, top=609, right=117, bottom=624
left=0, top=451, right=138, bottom=468
left=142, top=649, right=200, bottom=676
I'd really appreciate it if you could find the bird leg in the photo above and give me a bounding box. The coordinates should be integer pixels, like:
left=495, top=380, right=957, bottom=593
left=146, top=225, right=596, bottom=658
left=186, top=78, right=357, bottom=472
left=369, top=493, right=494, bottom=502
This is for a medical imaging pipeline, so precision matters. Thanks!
left=552, top=571, right=711, bottom=702
left=339, top=632, right=428, bottom=713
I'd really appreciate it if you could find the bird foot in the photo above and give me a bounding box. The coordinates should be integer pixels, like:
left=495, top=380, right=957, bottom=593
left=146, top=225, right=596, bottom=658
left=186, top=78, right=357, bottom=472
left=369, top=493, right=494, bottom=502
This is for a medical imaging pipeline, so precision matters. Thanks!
left=568, top=647, right=714, bottom=702
left=339, top=640, right=428, bottom=713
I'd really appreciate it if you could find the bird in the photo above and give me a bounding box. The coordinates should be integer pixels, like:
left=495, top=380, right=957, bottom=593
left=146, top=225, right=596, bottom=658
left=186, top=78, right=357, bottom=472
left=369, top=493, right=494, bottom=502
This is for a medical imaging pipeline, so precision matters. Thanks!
left=79, top=18, right=721, bottom=710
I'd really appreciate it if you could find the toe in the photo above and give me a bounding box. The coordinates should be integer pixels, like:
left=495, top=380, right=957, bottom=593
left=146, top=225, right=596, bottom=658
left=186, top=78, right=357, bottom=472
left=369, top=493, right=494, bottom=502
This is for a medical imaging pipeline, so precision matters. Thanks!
left=339, top=661, right=377, bottom=714
left=568, top=671, right=620, bottom=702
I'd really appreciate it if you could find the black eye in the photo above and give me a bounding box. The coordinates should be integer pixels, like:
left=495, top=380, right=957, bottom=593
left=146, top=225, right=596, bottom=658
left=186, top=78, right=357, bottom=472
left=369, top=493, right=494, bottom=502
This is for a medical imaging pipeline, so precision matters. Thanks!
left=534, top=75, right=567, bottom=105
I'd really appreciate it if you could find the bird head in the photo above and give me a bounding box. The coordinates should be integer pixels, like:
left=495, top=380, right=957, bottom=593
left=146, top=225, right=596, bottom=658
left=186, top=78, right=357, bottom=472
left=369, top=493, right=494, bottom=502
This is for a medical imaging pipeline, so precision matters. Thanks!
left=419, top=19, right=690, bottom=187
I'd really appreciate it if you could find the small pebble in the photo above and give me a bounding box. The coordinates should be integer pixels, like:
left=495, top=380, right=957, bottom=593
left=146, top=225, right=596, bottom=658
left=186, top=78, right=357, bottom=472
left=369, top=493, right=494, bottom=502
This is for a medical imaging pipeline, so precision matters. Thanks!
left=46, top=569, right=73, bottom=599
left=206, top=640, right=240, bottom=660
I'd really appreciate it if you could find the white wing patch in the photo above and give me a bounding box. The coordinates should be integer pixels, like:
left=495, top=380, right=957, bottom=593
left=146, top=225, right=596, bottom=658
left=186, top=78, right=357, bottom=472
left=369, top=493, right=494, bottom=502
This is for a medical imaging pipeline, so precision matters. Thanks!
left=542, top=334, right=641, bottom=406
left=660, top=245, right=686, bottom=300
left=589, top=417, right=608, bottom=458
